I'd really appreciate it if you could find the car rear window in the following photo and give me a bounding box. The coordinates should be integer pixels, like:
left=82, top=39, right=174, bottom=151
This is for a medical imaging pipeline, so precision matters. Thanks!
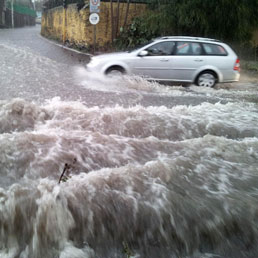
left=202, top=43, right=228, bottom=56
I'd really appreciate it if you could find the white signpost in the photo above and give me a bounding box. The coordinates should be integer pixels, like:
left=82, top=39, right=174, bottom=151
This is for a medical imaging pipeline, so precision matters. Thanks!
left=89, top=0, right=100, bottom=54
left=89, top=13, right=100, bottom=54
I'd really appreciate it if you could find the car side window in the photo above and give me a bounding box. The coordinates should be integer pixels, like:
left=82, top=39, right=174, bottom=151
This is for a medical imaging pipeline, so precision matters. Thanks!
left=192, top=43, right=202, bottom=55
left=175, top=42, right=202, bottom=55
left=176, top=42, right=191, bottom=55
left=202, top=43, right=228, bottom=55
left=146, top=41, right=175, bottom=56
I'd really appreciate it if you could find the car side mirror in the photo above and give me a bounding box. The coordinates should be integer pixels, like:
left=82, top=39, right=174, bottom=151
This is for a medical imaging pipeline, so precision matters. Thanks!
left=138, top=50, right=148, bottom=57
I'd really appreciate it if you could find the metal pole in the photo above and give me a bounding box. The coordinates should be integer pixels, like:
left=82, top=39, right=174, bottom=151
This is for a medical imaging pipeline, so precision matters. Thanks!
left=62, top=7, right=66, bottom=44
left=93, top=25, right=96, bottom=54
left=11, top=0, right=14, bottom=28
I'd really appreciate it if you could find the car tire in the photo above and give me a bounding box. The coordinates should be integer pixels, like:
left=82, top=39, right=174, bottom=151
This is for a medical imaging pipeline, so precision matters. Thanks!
left=196, top=71, right=217, bottom=87
left=106, top=66, right=125, bottom=77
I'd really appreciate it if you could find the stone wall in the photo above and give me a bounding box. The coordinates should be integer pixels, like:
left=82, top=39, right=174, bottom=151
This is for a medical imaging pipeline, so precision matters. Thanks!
left=41, top=6, right=64, bottom=41
left=41, top=2, right=146, bottom=48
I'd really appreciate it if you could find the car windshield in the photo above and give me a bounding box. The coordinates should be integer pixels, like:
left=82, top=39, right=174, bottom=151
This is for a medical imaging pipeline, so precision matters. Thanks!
left=128, top=39, right=155, bottom=52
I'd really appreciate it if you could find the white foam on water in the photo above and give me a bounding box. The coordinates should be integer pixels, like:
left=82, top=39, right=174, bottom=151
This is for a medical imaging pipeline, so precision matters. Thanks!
left=74, top=66, right=258, bottom=104
left=74, top=66, right=194, bottom=96
left=1, top=97, right=258, bottom=257
left=59, top=242, right=94, bottom=258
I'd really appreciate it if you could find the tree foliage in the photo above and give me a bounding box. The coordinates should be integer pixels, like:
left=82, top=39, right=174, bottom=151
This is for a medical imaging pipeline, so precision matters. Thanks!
left=116, top=0, right=258, bottom=49
left=115, top=12, right=160, bottom=49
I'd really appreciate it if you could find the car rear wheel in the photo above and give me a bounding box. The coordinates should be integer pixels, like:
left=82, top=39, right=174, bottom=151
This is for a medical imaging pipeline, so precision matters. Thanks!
left=106, top=67, right=125, bottom=77
left=196, top=72, right=217, bottom=87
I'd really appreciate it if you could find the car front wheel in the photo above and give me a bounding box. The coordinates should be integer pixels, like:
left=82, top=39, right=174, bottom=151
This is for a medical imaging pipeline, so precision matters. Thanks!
left=196, top=72, right=217, bottom=87
left=106, top=67, right=125, bottom=77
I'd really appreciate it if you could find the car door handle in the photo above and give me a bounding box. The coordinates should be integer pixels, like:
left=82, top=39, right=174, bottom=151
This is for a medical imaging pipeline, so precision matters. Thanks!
left=194, top=59, right=203, bottom=62
left=160, top=59, right=169, bottom=62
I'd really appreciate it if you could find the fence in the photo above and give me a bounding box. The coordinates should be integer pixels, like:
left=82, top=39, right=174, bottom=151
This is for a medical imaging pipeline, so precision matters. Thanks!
left=4, top=3, right=36, bottom=27
left=6, top=2, right=36, bottom=17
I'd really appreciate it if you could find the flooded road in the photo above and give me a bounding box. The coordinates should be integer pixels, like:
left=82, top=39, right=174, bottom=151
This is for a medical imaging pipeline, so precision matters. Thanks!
left=0, top=26, right=258, bottom=258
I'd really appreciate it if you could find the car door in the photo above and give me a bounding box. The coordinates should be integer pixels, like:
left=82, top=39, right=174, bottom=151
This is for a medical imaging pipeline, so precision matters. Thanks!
left=131, top=41, right=175, bottom=80
left=172, top=41, right=206, bottom=82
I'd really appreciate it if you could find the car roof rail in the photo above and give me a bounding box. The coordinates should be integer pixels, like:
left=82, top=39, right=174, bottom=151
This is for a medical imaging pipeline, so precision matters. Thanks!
left=156, top=36, right=221, bottom=42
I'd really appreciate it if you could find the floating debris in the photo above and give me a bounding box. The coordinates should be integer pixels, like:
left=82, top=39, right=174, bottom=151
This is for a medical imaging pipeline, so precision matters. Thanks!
left=58, top=158, right=77, bottom=184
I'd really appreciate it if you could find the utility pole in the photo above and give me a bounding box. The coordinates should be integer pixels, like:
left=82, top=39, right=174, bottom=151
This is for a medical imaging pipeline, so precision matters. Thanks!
left=89, top=0, right=100, bottom=54
left=11, top=0, right=14, bottom=28
left=63, top=0, right=67, bottom=44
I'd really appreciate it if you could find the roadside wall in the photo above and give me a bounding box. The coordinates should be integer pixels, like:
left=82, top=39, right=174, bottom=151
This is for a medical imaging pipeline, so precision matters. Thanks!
left=41, top=2, right=146, bottom=48
left=41, top=6, right=63, bottom=41
left=0, top=0, right=5, bottom=27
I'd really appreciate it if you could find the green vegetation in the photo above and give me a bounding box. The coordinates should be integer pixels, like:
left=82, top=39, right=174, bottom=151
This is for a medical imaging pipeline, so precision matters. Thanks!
left=241, top=61, right=258, bottom=72
left=115, top=15, right=157, bottom=50
left=122, top=241, right=134, bottom=258
left=115, top=0, right=258, bottom=51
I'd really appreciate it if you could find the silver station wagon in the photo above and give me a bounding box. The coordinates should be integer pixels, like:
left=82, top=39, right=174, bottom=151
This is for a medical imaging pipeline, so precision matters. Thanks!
left=87, top=36, right=240, bottom=87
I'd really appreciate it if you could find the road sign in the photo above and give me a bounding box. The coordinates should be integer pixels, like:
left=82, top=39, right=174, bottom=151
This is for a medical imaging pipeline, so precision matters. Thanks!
left=90, top=0, right=100, bottom=13
left=89, top=13, right=99, bottom=25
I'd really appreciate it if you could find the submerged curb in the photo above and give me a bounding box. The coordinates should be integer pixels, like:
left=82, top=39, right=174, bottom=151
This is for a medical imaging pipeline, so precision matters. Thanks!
left=39, top=34, right=93, bottom=57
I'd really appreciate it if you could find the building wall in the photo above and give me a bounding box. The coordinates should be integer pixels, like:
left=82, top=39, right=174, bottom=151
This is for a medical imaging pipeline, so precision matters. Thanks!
left=41, top=2, right=146, bottom=48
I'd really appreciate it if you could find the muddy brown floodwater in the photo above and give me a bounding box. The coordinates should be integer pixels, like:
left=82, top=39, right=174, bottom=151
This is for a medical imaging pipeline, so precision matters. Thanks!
left=0, top=26, right=258, bottom=258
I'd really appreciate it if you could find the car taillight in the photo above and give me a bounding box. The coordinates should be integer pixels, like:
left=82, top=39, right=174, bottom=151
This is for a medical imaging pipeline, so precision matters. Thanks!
left=234, top=58, right=240, bottom=71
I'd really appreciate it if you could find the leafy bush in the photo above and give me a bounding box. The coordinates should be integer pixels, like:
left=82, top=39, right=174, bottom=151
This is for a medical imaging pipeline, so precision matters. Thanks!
left=241, top=61, right=258, bottom=72
left=114, top=11, right=162, bottom=50
left=115, top=0, right=258, bottom=50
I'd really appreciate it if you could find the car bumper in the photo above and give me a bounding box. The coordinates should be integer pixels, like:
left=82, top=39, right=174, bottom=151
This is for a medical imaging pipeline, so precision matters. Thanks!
left=221, top=71, right=240, bottom=83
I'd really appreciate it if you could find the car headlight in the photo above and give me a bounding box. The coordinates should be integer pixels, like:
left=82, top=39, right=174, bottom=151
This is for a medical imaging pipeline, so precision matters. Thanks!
left=87, top=58, right=100, bottom=68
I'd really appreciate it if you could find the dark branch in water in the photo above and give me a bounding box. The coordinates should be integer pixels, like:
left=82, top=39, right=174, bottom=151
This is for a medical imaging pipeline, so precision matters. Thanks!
left=58, top=158, right=77, bottom=184
left=122, top=241, right=133, bottom=258
left=58, top=163, right=69, bottom=184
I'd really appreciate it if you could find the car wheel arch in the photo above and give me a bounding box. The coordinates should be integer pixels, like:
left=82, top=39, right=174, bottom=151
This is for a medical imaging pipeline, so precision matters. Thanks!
left=105, top=65, right=126, bottom=75
left=195, top=69, right=219, bottom=86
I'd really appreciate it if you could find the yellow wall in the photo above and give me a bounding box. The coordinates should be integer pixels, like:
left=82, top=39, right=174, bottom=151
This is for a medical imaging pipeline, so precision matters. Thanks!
left=41, top=2, right=146, bottom=48
left=41, top=7, right=64, bottom=41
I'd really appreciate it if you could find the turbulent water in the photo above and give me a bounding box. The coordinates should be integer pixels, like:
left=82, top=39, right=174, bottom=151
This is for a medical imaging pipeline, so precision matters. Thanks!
left=1, top=92, right=258, bottom=258
left=1, top=31, right=258, bottom=257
